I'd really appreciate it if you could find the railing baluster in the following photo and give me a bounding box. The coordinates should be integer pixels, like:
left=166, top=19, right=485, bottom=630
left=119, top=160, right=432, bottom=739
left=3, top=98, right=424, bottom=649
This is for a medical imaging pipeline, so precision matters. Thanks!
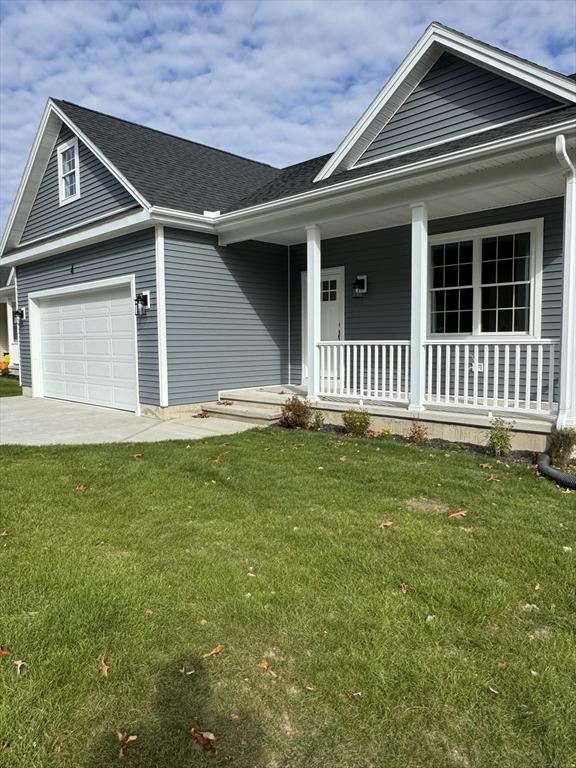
left=436, top=345, right=442, bottom=404
left=504, top=345, right=510, bottom=409
left=525, top=345, right=532, bottom=411
left=463, top=345, right=470, bottom=407
left=514, top=344, right=521, bottom=410
left=536, top=345, right=543, bottom=412
left=472, top=345, right=479, bottom=406
left=353, top=345, right=357, bottom=397
left=396, top=345, right=402, bottom=399
left=493, top=345, right=500, bottom=409
left=454, top=346, right=460, bottom=406
left=483, top=345, right=489, bottom=407
left=374, top=345, right=379, bottom=399
left=445, top=345, right=451, bottom=403
left=404, top=344, right=410, bottom=401
left=359, top=345, right=365, bottom=399
left=367, top=345, right=372, bottom=399
left=548, top=343, right=555, bottom=412
left=389, top=345, right=394, bottom=399
left=382, top=345, right=387, bottom=399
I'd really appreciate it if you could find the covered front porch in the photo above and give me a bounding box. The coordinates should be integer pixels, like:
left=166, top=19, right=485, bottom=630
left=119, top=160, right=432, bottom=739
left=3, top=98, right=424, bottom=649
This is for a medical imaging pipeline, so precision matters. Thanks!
left=218, top=133, right=575, bottom=434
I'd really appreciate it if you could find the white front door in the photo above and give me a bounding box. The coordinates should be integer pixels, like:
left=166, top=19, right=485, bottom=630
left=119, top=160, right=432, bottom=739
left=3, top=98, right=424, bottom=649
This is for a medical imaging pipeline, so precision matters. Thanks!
left=301, top=266, right=345, bottom=381
left=37, top=285, right=137, bottom=411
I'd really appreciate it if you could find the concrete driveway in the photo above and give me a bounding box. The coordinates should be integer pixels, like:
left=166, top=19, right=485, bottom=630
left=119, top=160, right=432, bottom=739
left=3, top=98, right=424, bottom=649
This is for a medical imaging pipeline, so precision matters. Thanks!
left=0, top=396, right=255, bottom=445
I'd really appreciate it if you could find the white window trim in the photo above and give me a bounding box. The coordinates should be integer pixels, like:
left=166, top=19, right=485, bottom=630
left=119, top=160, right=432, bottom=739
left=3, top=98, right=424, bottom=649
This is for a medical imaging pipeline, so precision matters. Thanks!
left=57, top=136, right=80, bottom=206
left=427, top=218, right=544, bottom=342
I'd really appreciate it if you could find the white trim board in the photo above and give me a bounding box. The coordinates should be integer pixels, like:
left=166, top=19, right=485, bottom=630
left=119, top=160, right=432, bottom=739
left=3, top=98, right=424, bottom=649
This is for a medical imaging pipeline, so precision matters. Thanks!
left=314, top=22, right=576, bottom=182
left=27, top=274, right=141, bottom=414
left=155, top=225, right=169, bottom=407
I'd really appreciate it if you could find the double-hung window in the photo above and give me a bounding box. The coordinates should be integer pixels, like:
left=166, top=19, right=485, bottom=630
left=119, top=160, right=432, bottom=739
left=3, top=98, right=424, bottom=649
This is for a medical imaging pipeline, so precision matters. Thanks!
left=429, top=219, right=542, bottom=338
left=57, top=137, right=80, bottom=205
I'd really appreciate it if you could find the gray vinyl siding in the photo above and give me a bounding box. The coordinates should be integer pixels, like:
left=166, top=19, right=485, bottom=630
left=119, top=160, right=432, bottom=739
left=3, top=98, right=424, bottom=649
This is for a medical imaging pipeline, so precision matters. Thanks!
left=21, top=125, right=138, bottom=244
left=289, top=198, right=564, bottom=387
left=164, top=229, right=289, bottom=404
left=16, top=229, right=159, bottom=404
left=358, top=52, right=562, bottom=165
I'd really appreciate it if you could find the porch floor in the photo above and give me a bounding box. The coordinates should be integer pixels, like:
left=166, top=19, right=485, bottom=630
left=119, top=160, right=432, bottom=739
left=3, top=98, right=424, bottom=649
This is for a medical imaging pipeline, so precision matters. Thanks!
left=219, top=384, right=555, bottom=434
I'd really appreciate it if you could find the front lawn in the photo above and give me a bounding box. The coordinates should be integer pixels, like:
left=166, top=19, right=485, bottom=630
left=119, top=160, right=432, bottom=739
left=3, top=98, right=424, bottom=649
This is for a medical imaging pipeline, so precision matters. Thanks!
left=0, top=376, right=21, bottom=397
left=1, top=430, right=574, bottom=767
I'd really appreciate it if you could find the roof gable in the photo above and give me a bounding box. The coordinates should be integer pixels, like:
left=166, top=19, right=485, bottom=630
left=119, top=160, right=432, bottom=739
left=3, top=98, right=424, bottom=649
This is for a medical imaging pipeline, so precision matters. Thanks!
left=21, top=124, right=138, bottom=244
left=356, top=51, right=564, bottom=168
left=315, top=22, right=576, bottom=182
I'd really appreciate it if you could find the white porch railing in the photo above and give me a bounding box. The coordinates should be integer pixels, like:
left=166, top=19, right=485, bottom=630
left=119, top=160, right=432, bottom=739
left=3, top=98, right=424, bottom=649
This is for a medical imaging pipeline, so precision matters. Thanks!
left=424, top=340, right=558, bottom=415
left=316, top=339, right=558, bottom=416
left=318, top=341, right=410, bottom=402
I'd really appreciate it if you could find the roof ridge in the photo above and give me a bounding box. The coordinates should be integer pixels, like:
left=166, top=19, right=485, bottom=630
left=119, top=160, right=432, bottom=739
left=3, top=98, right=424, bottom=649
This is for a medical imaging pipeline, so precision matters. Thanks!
left=52, top=98, right=281, bottom=171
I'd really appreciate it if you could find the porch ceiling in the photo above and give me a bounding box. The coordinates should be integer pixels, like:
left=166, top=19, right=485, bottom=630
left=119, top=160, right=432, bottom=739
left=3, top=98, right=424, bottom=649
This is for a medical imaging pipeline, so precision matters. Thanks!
left=219, top=137, right=572, bottom=246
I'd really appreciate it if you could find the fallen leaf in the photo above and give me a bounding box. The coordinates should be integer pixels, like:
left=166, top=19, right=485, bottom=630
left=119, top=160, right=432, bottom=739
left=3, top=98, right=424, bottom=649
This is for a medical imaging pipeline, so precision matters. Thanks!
left=75, top=483, right=88, bottom=493
left=179, top=664, right=195, bottom=676
left=99, top=653, right=110, bottom=679
left=202, top=644, right=224, bottom=659
left=191, top=412, right=209, bottom=419
left=0, top=741, right=10, bottom=752
left=0, top=531, right=9, bottom=537
left=415, top=460, right=427, bottom=466
left=530, top=669, right=538, bottom=677
left=379, top=518, right=393, bottom=529
left=189, top=721, right=216, bottom=752
left=485, top=475, right=500, bottom=482
left=400, top=581, right=409, bottom=595
left=534, top=583, right=542, bottom=591
left=215, top=453, right=224, bottom=464
left=563, top=546, right=573, bottom=553
left=448, top=508, right=467, bottom=518
left=117, top=731, right=137, bottom=759
left=480, top=463, right=492, bottom=470
left=132, top=453, right=143, bottom=459
left=425, top=615, right=436, bottom=623
left=197, top=618, right=208, bottom=625
left=229, top=712, right=240, bottom=721
left=144, top=608, right=154, bottom=617
left=305, top=685, right=317, bottom=692
left=488, top=686, right=499, bottom=695
left=339, top=456, right=348, bottom=462
left=257, top=659, right=278, bottom=678
left=0, top=647, right=11, bottom=657
left=13, top=660, right=27, bottom=675
left=522, top=603, right=539, bottom=611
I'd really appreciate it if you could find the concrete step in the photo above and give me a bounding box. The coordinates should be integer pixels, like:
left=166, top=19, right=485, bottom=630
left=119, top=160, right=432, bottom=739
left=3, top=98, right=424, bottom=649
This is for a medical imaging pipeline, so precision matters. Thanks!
left=202, top=401, right=283, bottom=424
left=219, top=388, right=297, bottom=407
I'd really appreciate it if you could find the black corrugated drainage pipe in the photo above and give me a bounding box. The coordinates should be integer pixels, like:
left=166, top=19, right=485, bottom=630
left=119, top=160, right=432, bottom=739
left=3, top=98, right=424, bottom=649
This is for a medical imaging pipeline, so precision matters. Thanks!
left=537, top=453, right=576, bottom=490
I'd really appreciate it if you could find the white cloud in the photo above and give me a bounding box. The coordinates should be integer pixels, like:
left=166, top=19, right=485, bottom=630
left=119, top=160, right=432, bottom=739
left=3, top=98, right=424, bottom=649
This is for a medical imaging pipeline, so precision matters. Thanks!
left=1, top=0, right=575, bottom=229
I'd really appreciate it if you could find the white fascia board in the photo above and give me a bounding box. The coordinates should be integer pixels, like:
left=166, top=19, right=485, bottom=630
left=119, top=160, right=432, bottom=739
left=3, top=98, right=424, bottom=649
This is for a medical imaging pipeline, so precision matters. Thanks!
left=314, top=23, right=576, bottom=183
left=217, top=120, right=576, bottom=230
left=49, top=101, right=151, bottom=211
left=148, top=206, right=217, bottom=233
left=0, top=209, right=152, bottom=267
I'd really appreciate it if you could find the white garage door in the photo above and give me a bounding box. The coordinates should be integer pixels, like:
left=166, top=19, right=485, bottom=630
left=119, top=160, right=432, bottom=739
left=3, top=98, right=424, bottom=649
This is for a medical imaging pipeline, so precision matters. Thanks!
left=38, top=285, right=137, bottom=411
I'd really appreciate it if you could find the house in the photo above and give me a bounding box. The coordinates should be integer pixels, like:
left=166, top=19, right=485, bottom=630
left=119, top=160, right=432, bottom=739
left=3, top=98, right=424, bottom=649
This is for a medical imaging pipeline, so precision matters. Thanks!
left=1, top=23, right=575, bottom=449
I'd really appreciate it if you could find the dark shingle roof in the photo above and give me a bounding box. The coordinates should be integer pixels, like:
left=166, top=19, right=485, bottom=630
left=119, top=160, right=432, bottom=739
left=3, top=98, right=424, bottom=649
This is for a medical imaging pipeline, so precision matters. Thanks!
left=53, top=100, right=281, bottom=214
left=225, top=105, right=576, bottom=212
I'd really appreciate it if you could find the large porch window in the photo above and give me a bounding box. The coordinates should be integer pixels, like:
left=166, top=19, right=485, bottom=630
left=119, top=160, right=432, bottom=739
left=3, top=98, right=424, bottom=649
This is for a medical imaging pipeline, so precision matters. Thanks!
left=428, top=219, right=543, bottom=338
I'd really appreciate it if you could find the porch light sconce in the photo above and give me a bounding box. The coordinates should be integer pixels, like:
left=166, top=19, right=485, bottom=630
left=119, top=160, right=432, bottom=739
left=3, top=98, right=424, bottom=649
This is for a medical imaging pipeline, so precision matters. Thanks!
left=352, top=275, right=368, bottom=298
left=13, top=307, right=26, bottom=323
left=134, top=291, right=150, bottom=317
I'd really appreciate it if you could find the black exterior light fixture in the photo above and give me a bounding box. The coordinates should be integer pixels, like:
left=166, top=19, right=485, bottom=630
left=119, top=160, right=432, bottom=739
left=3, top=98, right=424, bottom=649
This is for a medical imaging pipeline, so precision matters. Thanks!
left=13, top=307, right=26, bottom=323
left=134, top=292, right=150, bottom=316
left=352, top=275, right=368, bottom=298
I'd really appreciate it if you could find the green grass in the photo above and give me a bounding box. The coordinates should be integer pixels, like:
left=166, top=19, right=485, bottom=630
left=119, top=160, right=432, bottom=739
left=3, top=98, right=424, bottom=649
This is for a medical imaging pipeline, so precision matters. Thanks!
left=0, top=376, right=21, bottom=397
left=1, top=429, right=575, bottom=768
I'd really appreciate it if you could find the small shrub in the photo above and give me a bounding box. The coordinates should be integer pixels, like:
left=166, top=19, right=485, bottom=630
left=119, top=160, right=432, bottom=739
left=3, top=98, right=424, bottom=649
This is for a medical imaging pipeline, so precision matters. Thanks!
left=342, top=409, right=371, bottom=437
left=278, top=395, right=312, bottom=429
left=486, top=417, right=514, bottom=456
left=310, top=411, right=325, bottom=431
left=408, top=420, right=428, bottom=445
left=549, top=427, right=576, bottom=468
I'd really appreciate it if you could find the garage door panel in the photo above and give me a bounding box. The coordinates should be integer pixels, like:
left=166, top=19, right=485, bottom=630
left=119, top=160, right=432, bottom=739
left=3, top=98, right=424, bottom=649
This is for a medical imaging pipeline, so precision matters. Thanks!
left=39, top=285, right=137, bottom=411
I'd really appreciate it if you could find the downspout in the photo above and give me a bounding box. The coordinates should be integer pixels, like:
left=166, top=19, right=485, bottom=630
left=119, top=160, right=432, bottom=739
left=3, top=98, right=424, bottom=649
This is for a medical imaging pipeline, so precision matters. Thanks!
left=554, top=135, right=576, bottom=429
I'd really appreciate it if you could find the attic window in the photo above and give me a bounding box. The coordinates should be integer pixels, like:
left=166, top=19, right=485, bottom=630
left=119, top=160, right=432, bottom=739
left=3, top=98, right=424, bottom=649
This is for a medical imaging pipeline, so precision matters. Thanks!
left=57, top=137, right=80, bottom=205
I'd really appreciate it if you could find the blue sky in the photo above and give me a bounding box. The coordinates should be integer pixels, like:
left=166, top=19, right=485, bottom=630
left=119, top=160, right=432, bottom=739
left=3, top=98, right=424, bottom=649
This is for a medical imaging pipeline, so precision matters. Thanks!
left=1, top=0, right=575, bottom=229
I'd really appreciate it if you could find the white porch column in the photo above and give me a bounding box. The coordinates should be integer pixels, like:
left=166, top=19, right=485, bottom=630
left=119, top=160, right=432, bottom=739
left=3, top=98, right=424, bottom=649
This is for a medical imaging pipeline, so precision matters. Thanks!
left=556, top=136, right=576, bottom=428
left=409, top=203, right=428, bottom=411
left=306, top=224, right=322, bottom=400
